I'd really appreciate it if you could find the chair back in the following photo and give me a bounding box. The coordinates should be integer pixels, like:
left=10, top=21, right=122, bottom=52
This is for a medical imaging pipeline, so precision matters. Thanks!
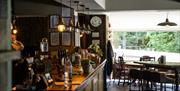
left=140, top=56, right=155, bottom=61
left=118, top=56, right=124, bottom=63
left=117, top=56, right=125, bottom=70
left=142, top=70, right=161, bottom=82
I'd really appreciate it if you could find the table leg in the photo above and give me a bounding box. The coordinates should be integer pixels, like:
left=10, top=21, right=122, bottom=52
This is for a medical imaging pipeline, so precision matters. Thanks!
left=175, top=69, right=179, bottom=91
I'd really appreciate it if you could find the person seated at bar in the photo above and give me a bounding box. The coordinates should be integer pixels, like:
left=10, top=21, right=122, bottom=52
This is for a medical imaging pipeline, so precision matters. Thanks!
left=11, top=34, right=24, bottom=51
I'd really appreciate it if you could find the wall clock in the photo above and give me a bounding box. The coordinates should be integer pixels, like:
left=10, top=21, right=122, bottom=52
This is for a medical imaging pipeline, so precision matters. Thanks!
left=90, top=16, right=102, bottom=27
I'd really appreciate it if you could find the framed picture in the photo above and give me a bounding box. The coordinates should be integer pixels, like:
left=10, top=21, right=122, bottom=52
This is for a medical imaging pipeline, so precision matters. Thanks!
left=61, top=32, right=71, bottom=46
left=92, top=39, right=100, bottom=44
left=50, top=32, right=60, bottom=46
left=49, top=15, right=59, bottom=29
left=92, top=32, right=99, bottom=38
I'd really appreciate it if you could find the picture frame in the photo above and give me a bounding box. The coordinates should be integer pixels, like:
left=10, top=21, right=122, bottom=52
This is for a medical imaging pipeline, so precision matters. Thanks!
left=92, top=39, right=100, bottom=44
left=49, top=15, right=59, bottom=29
left=61, top=32, right=71, bottom=46
left=92, top=32, right=99, bottom=38
left=50, top=32, right=60, bottom=46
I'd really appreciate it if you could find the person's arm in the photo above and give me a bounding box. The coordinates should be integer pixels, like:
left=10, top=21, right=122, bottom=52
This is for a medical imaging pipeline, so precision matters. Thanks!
left=12, top=40, right=24, bottom=51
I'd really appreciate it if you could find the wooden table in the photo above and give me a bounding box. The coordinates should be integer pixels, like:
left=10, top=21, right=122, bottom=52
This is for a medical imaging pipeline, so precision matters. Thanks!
left=134, top=61, right=180, bottom=91
left=125, top=61, right=144, bottom=68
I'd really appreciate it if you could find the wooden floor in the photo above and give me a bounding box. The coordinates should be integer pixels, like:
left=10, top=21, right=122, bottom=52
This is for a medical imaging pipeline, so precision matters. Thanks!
left=107, top=80, right=175, bottom=91
left=107, top=80, right=132, bottom=91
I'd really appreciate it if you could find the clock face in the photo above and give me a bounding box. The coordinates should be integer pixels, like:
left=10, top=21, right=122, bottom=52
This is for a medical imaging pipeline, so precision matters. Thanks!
left=90, top=16, right=102, bottom=27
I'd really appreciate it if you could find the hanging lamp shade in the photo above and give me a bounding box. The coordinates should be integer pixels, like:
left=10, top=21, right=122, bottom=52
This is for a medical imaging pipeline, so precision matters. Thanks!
left=157, top=18, right=177, bottom=26
left=11, top=17, right=18, bottom=34
left=68, top=18, right=74, bottom=31
left=57, top=18, right=65, bottom=32
left=57, top=0, right=65, bottom=32
left=76, top=21, right=82, bottom=29
left=12, top=25, right=18, bottom=34
left=157, top=13, right=177, bottom=26
left=67, top=0, right=75, bottom=31
left=85, top=7, right=93, bottom=33
left=74, top=1, right=82, bottom=31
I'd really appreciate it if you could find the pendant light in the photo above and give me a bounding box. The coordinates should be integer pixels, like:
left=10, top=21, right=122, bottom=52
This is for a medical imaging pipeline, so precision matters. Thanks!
left=80, top=4, right=87, bottom=34
left=57, top=0, right=65, bottom=32
left=67, top=0, right=74, bottom=31
left=85, top=8, right=92, bottom=34
left=157, top=13, right=177, bottom=26
left=74, top=1, right=82, bottom=31
left=11, top=16, right=18, bottom=34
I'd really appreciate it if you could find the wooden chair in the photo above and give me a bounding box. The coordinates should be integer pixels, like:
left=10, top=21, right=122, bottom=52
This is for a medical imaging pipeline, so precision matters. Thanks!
left=142, top=70, right=174, bottom=91
left=129, top=69, right=143, bottom=90
left=140, top=55, right=155, bottom=61
left=116, top=56, right=129, bottom=85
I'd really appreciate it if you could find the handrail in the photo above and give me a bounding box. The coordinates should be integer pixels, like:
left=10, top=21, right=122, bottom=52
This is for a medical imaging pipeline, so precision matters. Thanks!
left=75, top=59, right=107, bottom=91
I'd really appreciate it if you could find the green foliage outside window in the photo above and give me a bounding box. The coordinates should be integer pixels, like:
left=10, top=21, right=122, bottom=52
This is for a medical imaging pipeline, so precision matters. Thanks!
left=112, top=31, right=180, bottom=53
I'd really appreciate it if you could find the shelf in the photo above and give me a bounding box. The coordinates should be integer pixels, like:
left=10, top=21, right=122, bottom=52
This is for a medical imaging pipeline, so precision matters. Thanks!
left=0, top=50, right=20, bottom=63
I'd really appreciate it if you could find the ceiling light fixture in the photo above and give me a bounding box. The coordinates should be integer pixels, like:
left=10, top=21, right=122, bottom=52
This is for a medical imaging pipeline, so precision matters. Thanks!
left=11, top=16, right=18, bottom=35
left=85, top=8, right=92, bottom=34
left=74, top=1, right=82, bottom=32
left=67, top=0, right=74, bottom=31
left=57, top=0, right=65, bottom=32
left=80, top=4, right=87, bottom=34
left=157, top=13, right=177, bottom=26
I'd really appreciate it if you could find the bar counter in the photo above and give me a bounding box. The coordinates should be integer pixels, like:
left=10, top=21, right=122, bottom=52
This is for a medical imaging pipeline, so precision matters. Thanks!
left=47, top=59, right=106, bottom=91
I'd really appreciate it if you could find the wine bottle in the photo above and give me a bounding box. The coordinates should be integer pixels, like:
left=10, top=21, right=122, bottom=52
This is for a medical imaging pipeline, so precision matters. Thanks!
left=64, top=56, right=72, bottom=89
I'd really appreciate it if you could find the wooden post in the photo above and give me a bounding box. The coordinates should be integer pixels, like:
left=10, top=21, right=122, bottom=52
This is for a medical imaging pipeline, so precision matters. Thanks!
left=0, top=0, right=20, bottom=91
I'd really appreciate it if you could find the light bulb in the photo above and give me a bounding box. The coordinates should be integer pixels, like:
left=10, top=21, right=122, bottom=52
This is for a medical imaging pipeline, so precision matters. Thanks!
left=58, top=24, right=65, bottom=32
left=12, top=29, right=18, bottom=34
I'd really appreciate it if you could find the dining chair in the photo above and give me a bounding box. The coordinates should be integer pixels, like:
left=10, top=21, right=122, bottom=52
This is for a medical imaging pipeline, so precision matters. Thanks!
left=117, top=56, right=129, bottom=85
left=112, top=56, right=129, bottom=85
left=140, top=56, right=155, bottom=61
left=142, top=70, right=174, bottom=91
left=129, top=69, right=143, bottom=90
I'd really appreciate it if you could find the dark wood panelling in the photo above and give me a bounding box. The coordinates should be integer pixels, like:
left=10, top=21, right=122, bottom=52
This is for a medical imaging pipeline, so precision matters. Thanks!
left=89, top=15, right=108, bottom=59
left=16, top=17, right=48, bottom=56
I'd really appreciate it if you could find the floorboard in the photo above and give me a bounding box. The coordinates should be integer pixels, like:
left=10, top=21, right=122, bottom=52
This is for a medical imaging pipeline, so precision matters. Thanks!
left=107, top=80, right=175, bottom=91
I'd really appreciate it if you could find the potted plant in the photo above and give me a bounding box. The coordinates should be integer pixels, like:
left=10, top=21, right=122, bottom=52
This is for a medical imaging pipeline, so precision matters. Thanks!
left=88, top=43, right=103, bottom=57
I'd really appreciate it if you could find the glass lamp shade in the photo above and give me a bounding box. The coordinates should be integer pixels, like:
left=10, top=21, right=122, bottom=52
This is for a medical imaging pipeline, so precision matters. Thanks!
left=157, top=18, right=177, bottom=26
left=75, top=21, right=82, bottom=30
left=82, top=24, right=87, bottom=31
left=12, top=25, right=18, bottom=34
left=68, top=18, right=75, bottom=31
left=12, top=28, right=18, bottom=34
left=57, top=19, right=65, bottom=32
left=58, top=24, right=65, bottom=32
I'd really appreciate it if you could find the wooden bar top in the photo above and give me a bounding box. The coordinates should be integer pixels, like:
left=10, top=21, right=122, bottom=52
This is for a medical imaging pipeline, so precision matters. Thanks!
left=47, top=75, right=86, bottom=90
left=47, top=60, right=106, bottom=91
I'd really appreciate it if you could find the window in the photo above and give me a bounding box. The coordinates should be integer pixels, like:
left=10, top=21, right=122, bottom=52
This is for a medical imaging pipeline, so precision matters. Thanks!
left=112, top=31, right=180, bottom=61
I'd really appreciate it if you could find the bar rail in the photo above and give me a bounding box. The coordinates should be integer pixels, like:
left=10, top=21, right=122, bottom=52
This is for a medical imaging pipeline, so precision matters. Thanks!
left=75, top=59, right=107, bottom=91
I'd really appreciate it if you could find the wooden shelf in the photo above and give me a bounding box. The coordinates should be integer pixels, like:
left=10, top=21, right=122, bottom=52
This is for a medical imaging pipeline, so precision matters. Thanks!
left=0, top=50, right=20, bottom=63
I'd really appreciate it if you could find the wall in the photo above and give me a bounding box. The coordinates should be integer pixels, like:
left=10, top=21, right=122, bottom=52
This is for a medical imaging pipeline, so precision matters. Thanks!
left=13, top=0, right=74, bottom=56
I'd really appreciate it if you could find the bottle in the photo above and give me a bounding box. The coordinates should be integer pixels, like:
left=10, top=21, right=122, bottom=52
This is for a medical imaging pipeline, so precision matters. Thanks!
left=40, top=38, right=48, bottom=53
left=64, top=56, right=72, bottom=89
